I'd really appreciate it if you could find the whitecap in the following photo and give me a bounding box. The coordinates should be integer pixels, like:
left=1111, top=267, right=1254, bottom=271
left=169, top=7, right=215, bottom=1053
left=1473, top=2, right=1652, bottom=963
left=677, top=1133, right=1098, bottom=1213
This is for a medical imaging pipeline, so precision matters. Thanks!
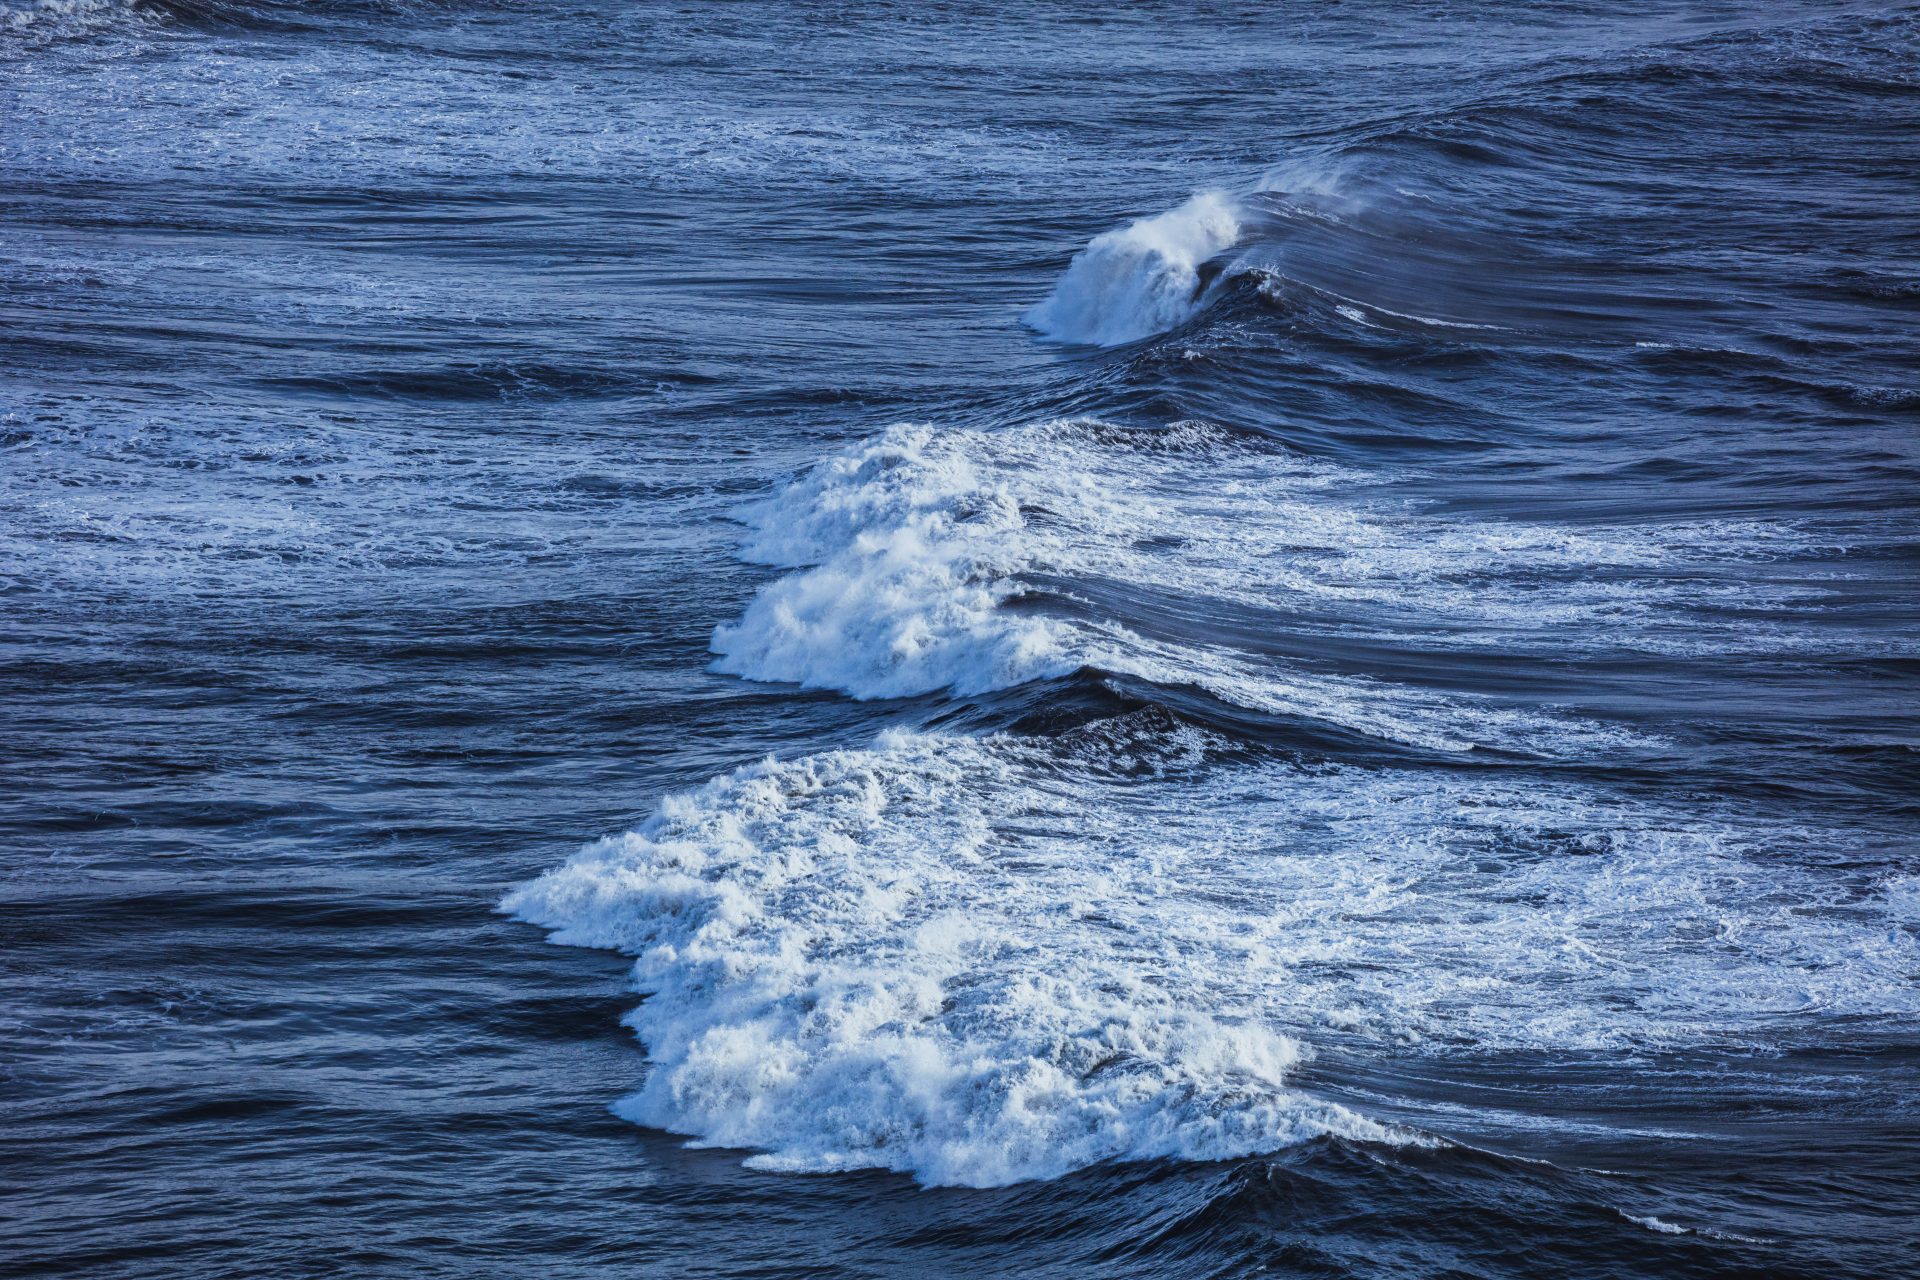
left=1024, top=191, right=1242, bottom=346
left=506, top=730, right=1917, bottom=1186
left=708, top=419, right=1824, bottom=750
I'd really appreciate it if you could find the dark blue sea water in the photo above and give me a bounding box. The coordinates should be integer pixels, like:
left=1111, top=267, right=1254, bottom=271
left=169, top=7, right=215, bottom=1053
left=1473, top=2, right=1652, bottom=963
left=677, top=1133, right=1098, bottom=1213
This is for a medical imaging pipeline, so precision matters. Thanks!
left=4, top=2, right=1918, bottom=1276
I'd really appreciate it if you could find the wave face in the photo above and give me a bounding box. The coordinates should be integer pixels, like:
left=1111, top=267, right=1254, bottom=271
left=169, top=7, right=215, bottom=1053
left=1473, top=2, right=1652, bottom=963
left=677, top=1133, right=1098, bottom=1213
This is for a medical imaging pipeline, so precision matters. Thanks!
left=10, top=1, right=1920, bottom=1276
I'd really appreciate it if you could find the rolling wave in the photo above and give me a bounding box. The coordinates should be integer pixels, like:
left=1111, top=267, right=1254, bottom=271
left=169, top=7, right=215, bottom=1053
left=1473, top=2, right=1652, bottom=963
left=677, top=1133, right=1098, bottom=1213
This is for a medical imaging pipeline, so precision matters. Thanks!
left=512, top=378, right=1914, bottom=1184
left=707, top=417, right=1825, bottom=752
left=1024, top=191, right=1244, bottom=346
left=504, top=716, right=1915, bottom=1186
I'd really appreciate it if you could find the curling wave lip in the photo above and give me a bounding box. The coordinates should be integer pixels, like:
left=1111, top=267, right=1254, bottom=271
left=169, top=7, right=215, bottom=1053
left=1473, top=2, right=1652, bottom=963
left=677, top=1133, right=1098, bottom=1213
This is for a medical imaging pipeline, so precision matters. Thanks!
left=1024, top=191, right=1244, bottom=346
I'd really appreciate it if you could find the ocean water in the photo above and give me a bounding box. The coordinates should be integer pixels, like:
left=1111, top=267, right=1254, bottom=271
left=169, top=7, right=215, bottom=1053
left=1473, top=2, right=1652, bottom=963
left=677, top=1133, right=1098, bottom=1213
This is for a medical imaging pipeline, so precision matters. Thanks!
left=3, top=2, right=1917, bottom=1276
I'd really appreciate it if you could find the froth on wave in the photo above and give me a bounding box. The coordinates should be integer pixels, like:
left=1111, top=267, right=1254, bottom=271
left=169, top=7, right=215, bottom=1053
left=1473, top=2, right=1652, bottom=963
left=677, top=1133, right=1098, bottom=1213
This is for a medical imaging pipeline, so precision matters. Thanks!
left=503, top=725, right=1914, bottom=1186
left=710, top=419, right=1812, bottom=754
left=1024, top=191, right=1243, bottom=346
left=711, top=425, right=1072, bottom=700
left=503, top=728, right=1403, bottom=1187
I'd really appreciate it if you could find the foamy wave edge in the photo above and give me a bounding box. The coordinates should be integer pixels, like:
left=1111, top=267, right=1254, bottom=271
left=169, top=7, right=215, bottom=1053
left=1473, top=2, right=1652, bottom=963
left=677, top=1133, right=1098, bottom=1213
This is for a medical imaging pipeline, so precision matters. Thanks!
left=706, top=419, right=1674, bottom=756
left=499, top=732, right=1409, bottom=1188
left=1024, top=190, right=1243, bottom=346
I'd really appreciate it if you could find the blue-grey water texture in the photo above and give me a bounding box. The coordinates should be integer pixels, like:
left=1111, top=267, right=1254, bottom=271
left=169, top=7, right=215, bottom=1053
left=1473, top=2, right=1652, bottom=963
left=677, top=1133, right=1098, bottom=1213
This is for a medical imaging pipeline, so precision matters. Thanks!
left=4, top=2, right=1919, bottom=1277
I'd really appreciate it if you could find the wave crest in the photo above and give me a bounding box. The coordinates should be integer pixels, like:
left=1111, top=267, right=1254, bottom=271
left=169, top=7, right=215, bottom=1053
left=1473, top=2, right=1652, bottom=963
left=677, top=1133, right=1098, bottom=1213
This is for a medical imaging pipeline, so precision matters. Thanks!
left=501, top=732, right=1394, bottom=1187
left=1024, top=191, right=1242, bottom=346
left=710, top=425, right=1072, bottom=699
left=503, top=728, right=1916, bottom=1185
left=705, top=419, right=1750, bottom=754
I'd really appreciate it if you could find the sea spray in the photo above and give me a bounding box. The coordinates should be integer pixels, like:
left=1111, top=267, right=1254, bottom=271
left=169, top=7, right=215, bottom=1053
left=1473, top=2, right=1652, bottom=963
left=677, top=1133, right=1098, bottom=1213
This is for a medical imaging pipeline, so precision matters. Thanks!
left=1024, top=190, right=1243, bottom=345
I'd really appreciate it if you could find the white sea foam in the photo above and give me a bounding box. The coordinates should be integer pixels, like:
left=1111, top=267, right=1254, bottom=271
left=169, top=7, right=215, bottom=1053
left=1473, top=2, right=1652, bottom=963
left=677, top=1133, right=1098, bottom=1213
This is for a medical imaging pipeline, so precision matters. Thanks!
left=711, top=419, right=1824, bottom=751
left=1024, top=191, right=1243, bottom=345
left=710, top=426, right=1073, bottom=698
left=505, top=728, right=1916, bottom=1186
left=503, top=731, right=1404, bottom=1187
left=586, top=418, right=1919, bottom=1186
left=0, top=0, right=140, bottom=37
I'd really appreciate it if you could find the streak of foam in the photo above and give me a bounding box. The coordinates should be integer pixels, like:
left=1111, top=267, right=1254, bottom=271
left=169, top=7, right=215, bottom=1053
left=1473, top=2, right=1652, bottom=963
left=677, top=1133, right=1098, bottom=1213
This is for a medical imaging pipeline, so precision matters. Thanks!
left=504, top=728, right=1917, bottom=1186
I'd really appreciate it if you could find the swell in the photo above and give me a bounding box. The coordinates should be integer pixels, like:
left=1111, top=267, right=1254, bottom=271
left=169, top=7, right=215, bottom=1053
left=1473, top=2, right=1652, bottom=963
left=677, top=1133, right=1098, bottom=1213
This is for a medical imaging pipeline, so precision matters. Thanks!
left=1017, top=6, right=1918, bottom=375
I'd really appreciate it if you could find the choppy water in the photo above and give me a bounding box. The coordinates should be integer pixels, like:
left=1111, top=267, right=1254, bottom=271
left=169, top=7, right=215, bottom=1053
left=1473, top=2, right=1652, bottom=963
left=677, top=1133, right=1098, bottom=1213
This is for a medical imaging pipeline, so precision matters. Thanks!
left=4, top=2, right=1918, bottom=1276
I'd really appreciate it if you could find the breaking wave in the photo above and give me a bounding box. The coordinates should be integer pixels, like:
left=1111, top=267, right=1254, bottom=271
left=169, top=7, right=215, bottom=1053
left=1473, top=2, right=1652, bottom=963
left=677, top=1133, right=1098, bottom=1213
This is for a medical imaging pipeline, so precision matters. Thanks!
left=511, top=415, right=1915, bottom=1186
left=711, top=418, right=1815, bottom=753
left=1024, top=191, right=1243, bottom=345
left=503, top=721, right=1915, bottom=1186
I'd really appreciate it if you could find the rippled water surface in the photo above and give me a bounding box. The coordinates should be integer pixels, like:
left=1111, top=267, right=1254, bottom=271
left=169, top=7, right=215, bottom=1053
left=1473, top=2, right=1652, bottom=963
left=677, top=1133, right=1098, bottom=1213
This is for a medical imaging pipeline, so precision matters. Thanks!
left=4, top=2, right=1918, bottom=1276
